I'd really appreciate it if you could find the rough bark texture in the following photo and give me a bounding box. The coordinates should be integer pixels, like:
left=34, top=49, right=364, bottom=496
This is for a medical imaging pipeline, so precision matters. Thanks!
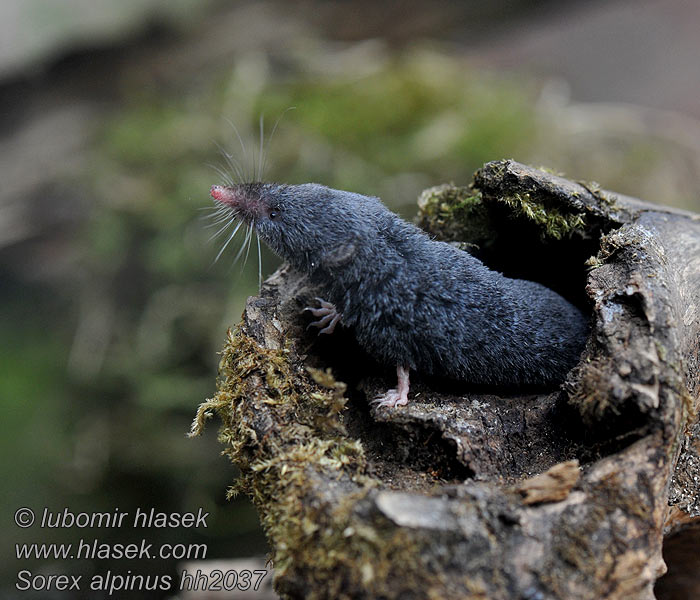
left=191, top=160, right=700, bottom=600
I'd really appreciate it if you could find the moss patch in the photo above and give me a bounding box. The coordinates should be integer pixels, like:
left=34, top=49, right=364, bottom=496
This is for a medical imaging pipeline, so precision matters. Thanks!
left=415, top=183, right=494, bottom=249
left=190, top=327, right=441, bottom=598
left=497, top=191, right=587, bottom=240
left=415, top=166, right=590, bottom=250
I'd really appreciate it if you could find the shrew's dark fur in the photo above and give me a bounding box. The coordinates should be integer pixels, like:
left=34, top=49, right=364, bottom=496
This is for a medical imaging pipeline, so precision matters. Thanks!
left=218, top=182, right=589, bottom=386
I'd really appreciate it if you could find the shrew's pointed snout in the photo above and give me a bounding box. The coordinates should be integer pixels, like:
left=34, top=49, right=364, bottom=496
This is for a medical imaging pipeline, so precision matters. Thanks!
left=211, top=185, right=237, bottom=206
left=210, top=183, right=266, bottom=222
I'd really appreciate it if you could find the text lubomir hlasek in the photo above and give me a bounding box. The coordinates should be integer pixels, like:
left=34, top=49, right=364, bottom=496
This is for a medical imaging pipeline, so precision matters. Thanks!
left=39, top=507, right=209, bottom=528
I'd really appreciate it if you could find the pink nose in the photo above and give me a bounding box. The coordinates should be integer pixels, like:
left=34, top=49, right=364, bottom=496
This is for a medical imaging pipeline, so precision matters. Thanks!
left=210, top=185, right=238, bottom=207
left=210, top=185, right=226, bottom=201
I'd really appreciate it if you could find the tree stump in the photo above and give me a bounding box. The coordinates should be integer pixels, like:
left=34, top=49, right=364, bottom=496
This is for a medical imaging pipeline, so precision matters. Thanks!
left=191, top=160, right=700, bottom=600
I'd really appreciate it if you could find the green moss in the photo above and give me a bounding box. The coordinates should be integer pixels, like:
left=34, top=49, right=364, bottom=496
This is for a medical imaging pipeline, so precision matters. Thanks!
left=190, top=328, right=441, bottom=598
left=415, top=183, right=494, bottom=247
left=498, top=191, right=587, bottom=240
left=440, top=160, right=593, bottom=243
left=189, top=328, right=354, bottom=466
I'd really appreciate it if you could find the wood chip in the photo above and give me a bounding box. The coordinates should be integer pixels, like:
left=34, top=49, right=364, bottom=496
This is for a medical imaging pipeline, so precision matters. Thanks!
left=516, top=459, right=580, bottom=504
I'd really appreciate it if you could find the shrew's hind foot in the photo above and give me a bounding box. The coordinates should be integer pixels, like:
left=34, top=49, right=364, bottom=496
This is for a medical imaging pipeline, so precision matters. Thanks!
left=372, top=366, right=410, bottom=408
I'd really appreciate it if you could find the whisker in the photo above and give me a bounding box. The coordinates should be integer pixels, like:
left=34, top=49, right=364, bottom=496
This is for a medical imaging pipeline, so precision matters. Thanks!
left=257, top=114, right=264, bottom=182
left=232, top=225, right=252, bottom=267
left=197, top=205, right=226, bottom=214
left=214, top=140, right=246, bottom=184
left=214, top=219, right=245, bottom=263
left=224, top=117, right=252, bottom=182
left=242, top=224, right=254, bottom=271
left=256, top=234, right=262, bottom=289
left=205, top=205, right=233, bottom=218
left=202, top=207, right=237, bottom=227
left=206, top=162, right=234, bottom=186
left=208, top=217, right=237, bottom=242
left=204, top=204, right=237, bottom=218
left=205, top=214, right=236, bottom=229
left=260, top=106, right=295, bottom=180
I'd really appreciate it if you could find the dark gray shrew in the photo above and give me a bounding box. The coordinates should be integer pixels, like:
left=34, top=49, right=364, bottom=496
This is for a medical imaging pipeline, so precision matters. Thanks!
left=210, top=182, right=589, bottom=407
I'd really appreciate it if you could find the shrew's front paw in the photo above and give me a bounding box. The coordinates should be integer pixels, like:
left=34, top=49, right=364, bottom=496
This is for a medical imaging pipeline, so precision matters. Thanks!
left=304, top=297, right=342, bottom=335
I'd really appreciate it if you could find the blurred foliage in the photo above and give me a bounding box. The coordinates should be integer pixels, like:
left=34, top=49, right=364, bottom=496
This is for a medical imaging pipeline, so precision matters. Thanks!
left=254, top=49, right=536, bottom=198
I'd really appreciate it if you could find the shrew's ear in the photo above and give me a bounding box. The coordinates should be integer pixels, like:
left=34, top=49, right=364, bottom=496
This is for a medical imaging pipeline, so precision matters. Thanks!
left=322, top=241, right=357, bottom=268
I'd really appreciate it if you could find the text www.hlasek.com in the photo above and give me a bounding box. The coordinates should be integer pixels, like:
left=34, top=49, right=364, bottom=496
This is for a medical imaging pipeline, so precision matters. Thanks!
left=14, top=506, right=269, bottom=595
left=17, top=538, right=206, bottom=561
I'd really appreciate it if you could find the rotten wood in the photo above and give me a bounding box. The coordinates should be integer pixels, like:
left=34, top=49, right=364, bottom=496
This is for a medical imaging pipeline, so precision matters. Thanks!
left=192, top=160, right=700, bottom=600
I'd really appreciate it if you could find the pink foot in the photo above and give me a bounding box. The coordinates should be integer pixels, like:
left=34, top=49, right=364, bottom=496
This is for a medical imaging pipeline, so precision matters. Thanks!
left=372, top=366, right=410, bottom=408
left=304, top=297, right=342, bottom=335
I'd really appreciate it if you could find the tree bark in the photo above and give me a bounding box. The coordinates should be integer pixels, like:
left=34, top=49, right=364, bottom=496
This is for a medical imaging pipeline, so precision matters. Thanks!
left=191, top=160, right=700, bottom=600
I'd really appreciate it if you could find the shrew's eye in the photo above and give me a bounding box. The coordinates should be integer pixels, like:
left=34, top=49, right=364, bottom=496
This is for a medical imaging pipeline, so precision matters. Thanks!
left=269, top=211, right=278, bottom=219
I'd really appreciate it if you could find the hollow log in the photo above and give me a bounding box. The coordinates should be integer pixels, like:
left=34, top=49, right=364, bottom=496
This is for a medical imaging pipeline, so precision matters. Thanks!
left=191, top=160, right=700, bottom=600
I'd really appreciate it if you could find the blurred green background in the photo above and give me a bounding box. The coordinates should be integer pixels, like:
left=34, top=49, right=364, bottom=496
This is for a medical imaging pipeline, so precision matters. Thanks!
left=3, top=0, right=700, bottom=597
